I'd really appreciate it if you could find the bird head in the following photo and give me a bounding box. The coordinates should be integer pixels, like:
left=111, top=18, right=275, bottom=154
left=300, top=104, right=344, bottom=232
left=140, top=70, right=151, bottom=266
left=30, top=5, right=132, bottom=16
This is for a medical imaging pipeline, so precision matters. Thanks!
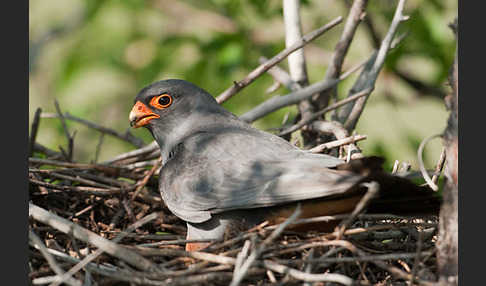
left=129, top=79, right=236, bottom=151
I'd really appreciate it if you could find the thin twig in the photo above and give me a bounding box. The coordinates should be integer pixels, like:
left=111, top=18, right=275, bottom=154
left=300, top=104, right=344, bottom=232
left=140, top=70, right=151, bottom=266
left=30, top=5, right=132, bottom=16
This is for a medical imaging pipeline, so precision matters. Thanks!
left=309, top=120, right=363, bottom=159
left=417, top=134, right=442, bottom=191
left=260, top=56, right=301, bottom=92
left=340, top=0, right=409, bottom=131
left=307, top=134, right=367, bottom=153
left=102, top=141, right=159, bottom=164
left=93, top=133, right=105, bottom=163
left=216, top=16, right=343, bottom=104
left=29, top=107, right=43, bottom=157
left=431, top=147, right=447, bottom=185
left=262, top=259, right=353, bottom=285
left=54, top=100, right=74, bottom=161
left=336, top=181, right=380, bottom=237
left=130, top=157, right=162, bottom=202
left=278, top=87, right=372, bottom=136
left=42, top=112, right=145, bottom=148
left=240, top=61, right=367, bottom=123
left=283, top=0, right=314, bottom=124
left=316, top=0, right=368, bottom=112
left=229, top=204, right=302, bottom=286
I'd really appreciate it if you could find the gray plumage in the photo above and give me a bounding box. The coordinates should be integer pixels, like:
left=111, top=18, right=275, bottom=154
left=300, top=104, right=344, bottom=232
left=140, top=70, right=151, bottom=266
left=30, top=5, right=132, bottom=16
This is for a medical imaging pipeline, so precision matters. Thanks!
left=132, top=79, right=364, bottom=224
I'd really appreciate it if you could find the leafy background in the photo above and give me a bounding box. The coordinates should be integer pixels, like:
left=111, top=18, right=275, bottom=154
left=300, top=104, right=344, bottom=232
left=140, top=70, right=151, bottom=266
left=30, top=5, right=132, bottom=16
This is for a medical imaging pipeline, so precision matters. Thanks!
left=29, top=0, right=457, bottom=171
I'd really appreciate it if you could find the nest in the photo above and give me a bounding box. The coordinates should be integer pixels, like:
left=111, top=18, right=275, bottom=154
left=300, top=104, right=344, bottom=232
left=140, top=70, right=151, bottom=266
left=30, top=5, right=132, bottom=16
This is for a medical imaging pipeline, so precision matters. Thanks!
left=29, top=112, right=439, bottom=286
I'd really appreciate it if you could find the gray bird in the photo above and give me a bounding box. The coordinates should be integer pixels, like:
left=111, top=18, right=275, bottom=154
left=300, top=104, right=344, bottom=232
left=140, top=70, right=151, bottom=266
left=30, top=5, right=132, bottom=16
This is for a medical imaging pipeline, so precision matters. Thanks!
left=129, top=79, right=439, bottom=251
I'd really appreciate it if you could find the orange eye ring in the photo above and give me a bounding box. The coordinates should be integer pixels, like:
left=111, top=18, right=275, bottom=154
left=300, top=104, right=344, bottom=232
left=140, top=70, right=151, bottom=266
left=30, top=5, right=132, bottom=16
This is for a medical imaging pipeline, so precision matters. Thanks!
left=150, top=94, right=173, bottom=109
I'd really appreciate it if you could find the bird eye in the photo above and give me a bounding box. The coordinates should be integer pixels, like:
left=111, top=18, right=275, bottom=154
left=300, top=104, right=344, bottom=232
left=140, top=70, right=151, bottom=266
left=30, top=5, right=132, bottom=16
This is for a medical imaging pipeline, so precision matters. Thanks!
left=150, top=94, right=173, bottom=109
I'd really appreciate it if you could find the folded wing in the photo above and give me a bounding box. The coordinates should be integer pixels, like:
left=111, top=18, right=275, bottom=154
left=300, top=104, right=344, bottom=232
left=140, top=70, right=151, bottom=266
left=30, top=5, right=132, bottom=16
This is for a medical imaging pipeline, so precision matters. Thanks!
left=159, top=128, right=364, bottom=223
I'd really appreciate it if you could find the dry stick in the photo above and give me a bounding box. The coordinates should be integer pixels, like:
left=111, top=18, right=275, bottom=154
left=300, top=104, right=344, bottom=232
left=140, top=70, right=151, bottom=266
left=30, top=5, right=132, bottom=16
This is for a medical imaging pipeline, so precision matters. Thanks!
left=102, top=141, right=160, bottom=165
left=30, top=168, right=130, bottom=188
left=240, top=60, right=367, bottom=123
left=42, top=112, right=145, bottom=148
left=136, top=238, right=217, bottom=248
left=234, top=240, right=251, bottom=272
left=229, top=204, right=302, bottom=286
left=48, top=212, right=160, bottom=286
left=35, top=172, right=113, bottom=189
left=29, top=230, right=82, bottom=286
left=111, top=150, right=161, bottom=167
left=302, top=248, right=315, bottom=286
left=417, top=134, right=442, bottom=191
left=264, top=213, right=418, bottom=231
left=54, top=100, right=74, bottom=161
left=33, top=142, right=64, bottom=159
left=307, top=134, right=367, bottom=153
left=216, top=16, right=343, bottom=104
left=143, top=236, right=353, bottom=285
left=283, top=0, right=314, bottom=122
left=260, top=56, right=301, bottom=92
left=29, top=203, right=157, bottom=271
left=392, top=160, right=400, bottom=174
left=363, top=254, right=436, bottom=286
left=29, top=107, right=42, bottom=157
left=340, top=0, right=408, bottom=131
left=303, top=252, right=433, bottom=264
left=360, top=8, right=445, bottom=99
left=262, top=260, right=353, bottom=285
left=265, top=81, right=281, bottom=94
left=93, top=133, right=105, bottom=163
left=309, top=120, right=363, bottom=159
left=278, top=86, right=372, bottom=136
left=29, top=178, right=123, bottom=196
left=336, top=181, right=380, bottom=238
left=130, top=157, right=162, bottom=202
left=28, top=245, right=130, bottom=284
left=431, top=147, right=447, bottom=185
left=29, top=158, right=125, bottom=174
left=317, top=0, right=368, bottom=114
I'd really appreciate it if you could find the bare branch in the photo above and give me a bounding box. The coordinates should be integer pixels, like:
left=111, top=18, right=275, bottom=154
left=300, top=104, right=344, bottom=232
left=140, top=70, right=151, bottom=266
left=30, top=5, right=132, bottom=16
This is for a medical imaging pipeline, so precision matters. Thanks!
left=278, top=86, right=372, bottom=136
left=54, top=100, right=74, bottom=161
left=216, top=16, right=343, bottom=104
left=309, top=120, right=363, bottom=159
left=315, top=0, right=368, bottom=111
left=308, top=134, right=367, bottom=153
left=42, top=112, right=145, bottom=148
left=283, top=0, right=315, bottom=122
left=229, top=205, right=301, bottom=286
left=240, top=60, right=365, bottom=123
left=29, top=108, right=42, bottom=157
left=338, top=0, right=408, bottom=131
left=417, top=134, right=442, bottom=191
left=259, top=57, right=301, bottom=92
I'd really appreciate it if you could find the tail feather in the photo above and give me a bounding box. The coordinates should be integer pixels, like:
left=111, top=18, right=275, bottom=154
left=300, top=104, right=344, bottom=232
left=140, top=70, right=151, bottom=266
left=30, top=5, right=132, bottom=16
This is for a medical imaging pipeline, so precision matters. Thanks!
left=336, top=156, right=442, bottom=216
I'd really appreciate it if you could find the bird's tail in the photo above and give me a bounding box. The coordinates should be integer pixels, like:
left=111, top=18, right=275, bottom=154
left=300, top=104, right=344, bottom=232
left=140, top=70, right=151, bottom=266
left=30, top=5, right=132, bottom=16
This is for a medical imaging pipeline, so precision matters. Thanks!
left=335, top=156, right=442, bottom=216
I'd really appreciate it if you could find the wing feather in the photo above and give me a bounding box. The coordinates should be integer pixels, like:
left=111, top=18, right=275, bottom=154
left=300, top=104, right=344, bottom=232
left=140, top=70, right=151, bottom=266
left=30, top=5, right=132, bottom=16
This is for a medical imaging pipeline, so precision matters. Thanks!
left=159, top=128, right=363, bottom=223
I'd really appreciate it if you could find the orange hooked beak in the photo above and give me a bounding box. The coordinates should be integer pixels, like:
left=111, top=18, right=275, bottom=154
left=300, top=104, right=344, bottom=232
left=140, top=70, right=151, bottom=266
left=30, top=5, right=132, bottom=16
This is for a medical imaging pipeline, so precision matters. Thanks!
left=129, top=101, right=160, bottom=128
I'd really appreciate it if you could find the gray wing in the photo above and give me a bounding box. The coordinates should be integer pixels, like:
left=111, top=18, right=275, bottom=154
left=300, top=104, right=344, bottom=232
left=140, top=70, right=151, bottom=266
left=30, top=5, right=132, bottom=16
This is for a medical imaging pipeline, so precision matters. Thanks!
left=159, top=128, right=364, bottom=223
